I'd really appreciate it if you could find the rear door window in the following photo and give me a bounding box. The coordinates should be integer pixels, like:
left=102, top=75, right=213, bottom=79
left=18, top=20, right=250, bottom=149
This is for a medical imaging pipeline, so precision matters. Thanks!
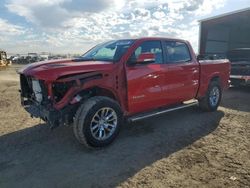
left=164, top=41, right=191, bottom=63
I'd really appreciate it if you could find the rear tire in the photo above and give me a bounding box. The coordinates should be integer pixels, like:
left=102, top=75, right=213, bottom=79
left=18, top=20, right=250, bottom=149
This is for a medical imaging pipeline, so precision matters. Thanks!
left=73, top=96, right=123, bottom=148
left=199, top=81, right=222, bottom=112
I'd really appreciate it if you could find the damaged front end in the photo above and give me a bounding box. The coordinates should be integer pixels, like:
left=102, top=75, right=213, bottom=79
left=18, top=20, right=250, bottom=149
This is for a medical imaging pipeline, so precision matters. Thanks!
left=19, top=73, right=98, bottom=129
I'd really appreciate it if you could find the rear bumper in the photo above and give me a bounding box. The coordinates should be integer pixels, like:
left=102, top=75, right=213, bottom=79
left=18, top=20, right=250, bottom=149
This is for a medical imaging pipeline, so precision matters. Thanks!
left=230, top=75, right=250, bottom=85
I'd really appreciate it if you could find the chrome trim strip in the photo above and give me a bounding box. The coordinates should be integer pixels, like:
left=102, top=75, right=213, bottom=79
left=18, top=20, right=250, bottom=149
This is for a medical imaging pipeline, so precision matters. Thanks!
left=129, top=102, right=198, bottom=122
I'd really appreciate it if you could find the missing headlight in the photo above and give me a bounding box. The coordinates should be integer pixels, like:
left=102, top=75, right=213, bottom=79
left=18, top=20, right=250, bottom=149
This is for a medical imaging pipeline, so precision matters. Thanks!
left=52, top=81, right=74, bottom=102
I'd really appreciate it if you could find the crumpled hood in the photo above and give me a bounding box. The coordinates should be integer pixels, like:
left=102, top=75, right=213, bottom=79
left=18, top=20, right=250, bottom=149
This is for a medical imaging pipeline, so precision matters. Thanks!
left=18, top=59, right=115, bottom=81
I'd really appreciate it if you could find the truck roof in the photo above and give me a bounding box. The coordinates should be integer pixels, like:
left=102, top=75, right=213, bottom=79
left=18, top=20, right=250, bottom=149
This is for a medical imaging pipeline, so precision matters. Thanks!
left=132, top=37, right=189, bottom=43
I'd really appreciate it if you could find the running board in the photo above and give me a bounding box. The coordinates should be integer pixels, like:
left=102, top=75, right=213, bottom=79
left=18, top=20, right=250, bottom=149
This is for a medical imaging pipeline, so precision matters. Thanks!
left=127, top=100, right=198, bottom=122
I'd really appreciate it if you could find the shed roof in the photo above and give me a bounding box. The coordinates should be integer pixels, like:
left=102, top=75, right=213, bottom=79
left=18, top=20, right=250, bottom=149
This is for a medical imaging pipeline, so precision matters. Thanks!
left=199, top=7, right=250, bottom=22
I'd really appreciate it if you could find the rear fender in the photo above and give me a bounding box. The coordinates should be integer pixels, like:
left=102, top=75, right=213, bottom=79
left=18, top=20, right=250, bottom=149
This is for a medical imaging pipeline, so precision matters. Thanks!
left=197, top=73, right=221, bottom=99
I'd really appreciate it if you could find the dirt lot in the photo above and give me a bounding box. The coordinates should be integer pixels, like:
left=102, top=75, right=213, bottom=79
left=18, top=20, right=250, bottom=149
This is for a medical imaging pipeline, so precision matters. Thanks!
left=0, top=65, right=249, bottom=188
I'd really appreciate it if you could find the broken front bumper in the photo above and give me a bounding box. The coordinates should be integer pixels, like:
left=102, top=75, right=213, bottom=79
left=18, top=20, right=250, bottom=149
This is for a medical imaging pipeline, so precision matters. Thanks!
left=21, top=98, right=62, bottom=128
left=21, top=96, right=78, bottom=129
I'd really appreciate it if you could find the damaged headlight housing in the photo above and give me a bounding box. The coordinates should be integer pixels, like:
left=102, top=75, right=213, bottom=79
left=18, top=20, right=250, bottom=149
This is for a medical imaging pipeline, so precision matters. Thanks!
left=52, top=81, right=74, bottom=102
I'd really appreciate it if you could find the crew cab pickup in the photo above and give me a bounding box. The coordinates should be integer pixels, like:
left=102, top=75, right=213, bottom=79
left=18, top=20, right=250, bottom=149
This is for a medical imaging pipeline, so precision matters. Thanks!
left=18, top=37, right=230, bottom=148
left=227, top=48, right=250, bottom=86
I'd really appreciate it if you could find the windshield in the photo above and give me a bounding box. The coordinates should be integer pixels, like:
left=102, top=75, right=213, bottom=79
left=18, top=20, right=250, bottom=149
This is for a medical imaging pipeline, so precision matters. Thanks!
left=81, top=40, right=135, bottom=62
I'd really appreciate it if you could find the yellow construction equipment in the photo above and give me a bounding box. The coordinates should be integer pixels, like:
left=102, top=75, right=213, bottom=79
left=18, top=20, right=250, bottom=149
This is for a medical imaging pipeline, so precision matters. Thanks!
left=0, top=51, right=12, bottom=67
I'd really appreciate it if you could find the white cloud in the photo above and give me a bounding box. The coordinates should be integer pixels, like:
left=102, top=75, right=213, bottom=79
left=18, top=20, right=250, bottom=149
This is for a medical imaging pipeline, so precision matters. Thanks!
left=6, top=0, right=113, bottom=28
left=3, top=0, right=228, bottom=53
left=0, top=18, right=25, bottom=35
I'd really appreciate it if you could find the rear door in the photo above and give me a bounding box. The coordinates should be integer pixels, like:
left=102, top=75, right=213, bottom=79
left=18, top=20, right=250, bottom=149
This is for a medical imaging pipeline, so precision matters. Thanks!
left=162, top=41, right=199, bottom=104
left=126, top=40, right=166, bottom=114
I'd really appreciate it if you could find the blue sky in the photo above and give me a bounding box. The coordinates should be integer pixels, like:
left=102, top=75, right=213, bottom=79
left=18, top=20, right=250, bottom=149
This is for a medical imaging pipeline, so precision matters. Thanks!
left=0, top=0, right=249, bottom=54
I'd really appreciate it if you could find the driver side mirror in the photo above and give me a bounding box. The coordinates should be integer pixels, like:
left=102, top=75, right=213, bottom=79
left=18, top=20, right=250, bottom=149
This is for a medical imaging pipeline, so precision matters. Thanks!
left=128, top=52, right=156, bottom=65
left=137, top=53, right=155, bottom=64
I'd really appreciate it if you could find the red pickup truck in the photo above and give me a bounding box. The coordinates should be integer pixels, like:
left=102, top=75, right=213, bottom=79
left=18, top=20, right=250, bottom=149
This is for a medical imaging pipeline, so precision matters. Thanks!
left=18, top=37, right=230, bottom=148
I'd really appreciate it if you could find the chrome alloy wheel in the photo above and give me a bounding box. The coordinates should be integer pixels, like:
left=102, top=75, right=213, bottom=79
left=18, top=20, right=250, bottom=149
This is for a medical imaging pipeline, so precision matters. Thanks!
left=209, top=86, right=220, bottom=107
left=90, top=107, right=118, bottom=140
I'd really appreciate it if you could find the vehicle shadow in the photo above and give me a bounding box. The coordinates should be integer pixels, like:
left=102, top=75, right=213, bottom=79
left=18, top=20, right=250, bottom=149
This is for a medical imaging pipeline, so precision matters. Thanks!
left=220, top=86, right=250, bottom=112
left=0, top=107, right=224, bottom=188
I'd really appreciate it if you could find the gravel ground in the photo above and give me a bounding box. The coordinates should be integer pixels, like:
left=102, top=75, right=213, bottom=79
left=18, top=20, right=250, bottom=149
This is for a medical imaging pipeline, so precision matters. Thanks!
left=0, top=65, right=249, bottom=188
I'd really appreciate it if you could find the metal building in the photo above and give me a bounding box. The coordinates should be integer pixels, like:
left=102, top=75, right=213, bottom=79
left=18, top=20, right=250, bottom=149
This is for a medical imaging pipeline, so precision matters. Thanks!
left=199, top=7, right=250, bottom=59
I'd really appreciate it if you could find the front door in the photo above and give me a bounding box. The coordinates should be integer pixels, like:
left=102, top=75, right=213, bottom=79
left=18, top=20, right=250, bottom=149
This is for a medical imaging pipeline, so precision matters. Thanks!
left=126, top=40, right=165, bottom=114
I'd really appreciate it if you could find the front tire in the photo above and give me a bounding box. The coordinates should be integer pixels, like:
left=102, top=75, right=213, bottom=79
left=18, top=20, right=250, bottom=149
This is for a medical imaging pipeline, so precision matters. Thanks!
left=73, top=96, right=123, bottom=148
left=199, top=81, right=222, bottom=112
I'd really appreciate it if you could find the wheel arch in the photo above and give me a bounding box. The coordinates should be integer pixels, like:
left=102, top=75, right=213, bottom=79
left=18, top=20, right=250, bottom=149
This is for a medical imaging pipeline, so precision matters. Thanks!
left=197, top=74, right=222, bottom=99
left=210, top=75, right=221, bottom=85
left=74, top=86, right=121, bottom=106
left=205, top=75, right=222, bottom=96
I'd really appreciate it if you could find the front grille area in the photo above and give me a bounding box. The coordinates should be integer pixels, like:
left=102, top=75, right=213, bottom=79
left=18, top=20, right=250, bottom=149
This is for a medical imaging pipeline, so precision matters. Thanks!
left=20, top=74, right=47, bottom=104
left=20, top=74, right=33, bottom=98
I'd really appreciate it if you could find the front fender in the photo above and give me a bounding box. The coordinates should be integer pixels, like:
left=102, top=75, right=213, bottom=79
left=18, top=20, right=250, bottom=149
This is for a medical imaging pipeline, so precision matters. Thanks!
left=52, top=72, right=119, bottom=110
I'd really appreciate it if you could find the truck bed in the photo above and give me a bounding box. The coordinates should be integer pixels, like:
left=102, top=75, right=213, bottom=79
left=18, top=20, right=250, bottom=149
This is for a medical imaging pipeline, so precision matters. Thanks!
left=197, top=59, right=230, bottom=98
